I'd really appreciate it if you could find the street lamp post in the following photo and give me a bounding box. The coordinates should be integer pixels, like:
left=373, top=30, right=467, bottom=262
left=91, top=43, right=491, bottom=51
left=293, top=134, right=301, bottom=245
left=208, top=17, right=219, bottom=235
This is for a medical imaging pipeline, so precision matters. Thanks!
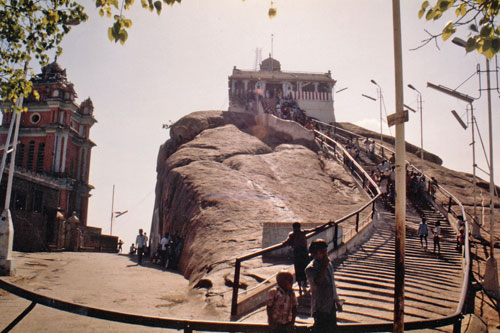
left=408, top=84, right=424, bottom=166
left=452, top=37, right=498, bottom=296
left=427, top=82, right=481, bottom=238
left=371, top=80, right=384, bottom=146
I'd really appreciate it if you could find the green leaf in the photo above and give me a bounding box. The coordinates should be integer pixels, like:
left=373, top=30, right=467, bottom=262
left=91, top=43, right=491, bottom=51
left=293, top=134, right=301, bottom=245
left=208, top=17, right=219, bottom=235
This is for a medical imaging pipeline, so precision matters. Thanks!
left=492, top=37, right=500, bottom=53
left=154, top=0, right=162, bottom=14
left=439, top=0, right=451, bottom=11
left=442, top=21, right=456, bottom=41
left=421, top=0, right=429, bottom=10
left=107, top=27, right=114, bottom=42
left=465, top=37, right=476, bottom=52
left=268, top=7, right=277, bottom=18
left=425, top=8, right=436, bottom=20
left=480, top=25, right=493, bottom=37
left=470, top=24, right=478, bottom=33
left=123, top=19, right=132, bottom=28
left=418, top=8, right=426, bottom=19
left=118, top=29, right=128, bottom=45
left=482, top=39, right=494, bottom=59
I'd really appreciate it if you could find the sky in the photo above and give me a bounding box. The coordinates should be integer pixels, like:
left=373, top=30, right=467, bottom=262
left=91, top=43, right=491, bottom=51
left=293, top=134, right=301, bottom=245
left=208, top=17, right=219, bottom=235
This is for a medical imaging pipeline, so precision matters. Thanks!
left=38, top=0, right=500, bottom=248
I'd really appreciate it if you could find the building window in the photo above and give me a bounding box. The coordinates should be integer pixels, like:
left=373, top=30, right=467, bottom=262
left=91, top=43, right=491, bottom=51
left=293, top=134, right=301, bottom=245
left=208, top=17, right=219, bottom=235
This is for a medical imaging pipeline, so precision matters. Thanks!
left=14, top=192, right=26, bottom=211
left=30, top=113, right=41, bottom=124
left=26, top=140, right=35, bottom=171
left=33, top=190, right=43, bottom=213
left=318, top=83, right=330, bottom=93
left=36, top=142, right=45, bottom=173
left=52, top=90, right=59, bottom=97
left=15, top=142, right=25, bottom=167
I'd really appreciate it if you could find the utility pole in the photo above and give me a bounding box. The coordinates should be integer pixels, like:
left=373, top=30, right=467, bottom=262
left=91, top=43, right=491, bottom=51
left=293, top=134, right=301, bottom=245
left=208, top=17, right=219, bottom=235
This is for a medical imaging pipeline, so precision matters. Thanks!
left=0, top=60, right=29, bottom=276
left=110, top=184, right=115, bottom=236
left=391, top=0, right=406, bottom=331
left=482, top=58, right=499, bottom=296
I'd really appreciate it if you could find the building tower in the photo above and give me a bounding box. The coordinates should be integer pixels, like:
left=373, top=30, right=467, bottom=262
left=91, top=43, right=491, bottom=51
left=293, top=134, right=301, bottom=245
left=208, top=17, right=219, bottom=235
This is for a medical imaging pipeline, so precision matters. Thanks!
left=0, top=60, right=97, bottom=251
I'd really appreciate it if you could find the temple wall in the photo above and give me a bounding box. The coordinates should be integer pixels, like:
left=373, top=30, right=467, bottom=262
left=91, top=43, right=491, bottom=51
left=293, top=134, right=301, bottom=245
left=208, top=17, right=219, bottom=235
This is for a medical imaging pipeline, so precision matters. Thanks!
left=296, top=99, right=335, bottom=124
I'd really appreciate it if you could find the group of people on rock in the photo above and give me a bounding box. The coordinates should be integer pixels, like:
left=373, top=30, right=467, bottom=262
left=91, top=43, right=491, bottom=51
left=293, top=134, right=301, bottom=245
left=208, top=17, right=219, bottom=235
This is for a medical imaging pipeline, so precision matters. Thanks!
left=262, top=94, right=313, bottom=128
left=268, top=223, right=342, bottom=332
left=128, top=229, right=184, bottom=270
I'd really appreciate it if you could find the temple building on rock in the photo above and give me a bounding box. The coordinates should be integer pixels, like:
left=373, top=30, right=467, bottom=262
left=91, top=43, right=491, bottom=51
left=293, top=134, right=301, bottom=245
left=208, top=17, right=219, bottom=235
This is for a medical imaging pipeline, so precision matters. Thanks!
left=228, top=56, right=337, bottom=124
left=0, top=61, right=116, bottom=252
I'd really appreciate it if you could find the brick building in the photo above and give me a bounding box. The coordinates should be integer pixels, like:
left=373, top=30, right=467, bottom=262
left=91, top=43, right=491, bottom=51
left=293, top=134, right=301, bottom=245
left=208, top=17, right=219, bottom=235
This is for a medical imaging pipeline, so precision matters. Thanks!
left=0, top=61, right=116, bottom=252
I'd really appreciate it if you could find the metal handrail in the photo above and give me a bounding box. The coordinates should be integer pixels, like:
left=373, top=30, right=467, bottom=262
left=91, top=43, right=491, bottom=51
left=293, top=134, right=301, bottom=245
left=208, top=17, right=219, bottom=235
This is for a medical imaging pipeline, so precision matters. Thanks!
left=230, top=129, right=381, bottom=318
left=330, top=124, right=471, bottom=332
left=0, top=118, right=470, bottom=332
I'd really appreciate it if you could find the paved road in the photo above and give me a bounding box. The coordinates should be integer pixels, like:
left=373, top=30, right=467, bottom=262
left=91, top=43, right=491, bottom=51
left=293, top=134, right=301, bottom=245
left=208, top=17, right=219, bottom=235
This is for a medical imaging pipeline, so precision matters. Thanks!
left=0, top=252, right=226, bottom=332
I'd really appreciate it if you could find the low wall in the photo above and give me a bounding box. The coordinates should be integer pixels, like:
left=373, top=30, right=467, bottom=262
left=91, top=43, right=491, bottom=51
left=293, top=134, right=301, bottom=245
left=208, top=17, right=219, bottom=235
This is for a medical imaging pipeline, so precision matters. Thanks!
left=236, top=210, right=378, bottom=319
left=254, top=114, right=316, bottom=145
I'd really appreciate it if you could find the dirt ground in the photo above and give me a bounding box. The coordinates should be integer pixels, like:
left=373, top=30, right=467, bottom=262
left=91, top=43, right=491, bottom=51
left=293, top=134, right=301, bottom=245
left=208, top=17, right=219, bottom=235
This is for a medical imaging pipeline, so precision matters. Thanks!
left=0, top=251, right=229, bottom=332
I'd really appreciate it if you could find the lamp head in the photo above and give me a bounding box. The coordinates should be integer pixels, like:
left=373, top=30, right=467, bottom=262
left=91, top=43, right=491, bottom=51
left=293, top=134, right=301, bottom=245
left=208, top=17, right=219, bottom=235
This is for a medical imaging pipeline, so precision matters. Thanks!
left=408, top=84, right=416, bottom=90
left=370, top=79, right=377, bottom=85
left=452, top=37, right=467, bottom=48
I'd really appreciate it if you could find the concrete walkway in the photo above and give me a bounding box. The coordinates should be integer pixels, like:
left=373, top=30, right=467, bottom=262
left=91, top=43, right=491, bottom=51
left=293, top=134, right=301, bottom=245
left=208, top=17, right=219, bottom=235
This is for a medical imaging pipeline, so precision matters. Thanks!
left=0, top=252, right=227, bottom=332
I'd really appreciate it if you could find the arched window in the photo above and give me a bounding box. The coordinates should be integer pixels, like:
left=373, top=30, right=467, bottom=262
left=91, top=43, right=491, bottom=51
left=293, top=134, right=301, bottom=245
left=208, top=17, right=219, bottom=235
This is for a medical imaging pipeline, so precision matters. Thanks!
left=15, top=142, right=25, bottom=167
left=36, top=143, right=45, bottom=173
left=26, top=141, right=35, bottom=171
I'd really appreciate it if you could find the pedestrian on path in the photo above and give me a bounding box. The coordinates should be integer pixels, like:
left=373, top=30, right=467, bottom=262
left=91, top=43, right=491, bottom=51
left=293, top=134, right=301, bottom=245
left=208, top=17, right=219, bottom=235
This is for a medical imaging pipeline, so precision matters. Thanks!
left=306, top=239, right=343, bottom=332
left=433, top=221, right=441, bottom=254
left=135, top=229, right=147, bottom=265
left=160, top=232, right=171, bottom=269
left=282, top=222, right=311, bottom=295
left=267, top=271, right=298, bottom=333
left=418, top=218, right=428, bottom=249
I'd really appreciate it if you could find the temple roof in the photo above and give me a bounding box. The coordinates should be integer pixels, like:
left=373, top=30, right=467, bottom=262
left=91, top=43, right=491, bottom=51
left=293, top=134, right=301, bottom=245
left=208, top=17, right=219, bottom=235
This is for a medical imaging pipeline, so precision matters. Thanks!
left=260, top=56, right=281, bottom=71
left=230, top=68, right=335, bottom=83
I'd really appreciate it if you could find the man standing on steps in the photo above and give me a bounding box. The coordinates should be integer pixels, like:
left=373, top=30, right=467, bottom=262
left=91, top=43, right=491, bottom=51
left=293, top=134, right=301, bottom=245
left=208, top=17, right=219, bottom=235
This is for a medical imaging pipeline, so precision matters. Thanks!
left=282, top=222, right=311, bottom=295
left=306, top=239, right=343, bottom=332
left=135, top=229, right=147, bottom=265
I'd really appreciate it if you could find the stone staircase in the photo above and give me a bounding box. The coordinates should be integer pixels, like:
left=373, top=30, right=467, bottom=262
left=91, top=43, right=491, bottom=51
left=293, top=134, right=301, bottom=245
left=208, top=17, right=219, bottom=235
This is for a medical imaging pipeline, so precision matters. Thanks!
left=244, top=201, right=464, bottom=327
left=239, top=129, right=465, bottom=328
left=328, top=204, right=463, bottom=324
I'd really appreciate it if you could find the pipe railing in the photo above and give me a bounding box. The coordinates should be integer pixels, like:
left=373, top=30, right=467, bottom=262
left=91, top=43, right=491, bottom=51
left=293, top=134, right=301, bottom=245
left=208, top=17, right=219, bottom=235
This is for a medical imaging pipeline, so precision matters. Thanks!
left=230, top=129, right=381, bottom=319
left=329, top=122, right=471, bottom=332
left=0, top=117, right=471, bottom=332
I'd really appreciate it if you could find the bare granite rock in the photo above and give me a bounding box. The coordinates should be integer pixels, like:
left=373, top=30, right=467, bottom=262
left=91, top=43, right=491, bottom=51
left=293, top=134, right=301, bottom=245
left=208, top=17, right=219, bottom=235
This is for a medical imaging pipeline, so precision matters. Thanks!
left=152, top=111, right=364, bottom=287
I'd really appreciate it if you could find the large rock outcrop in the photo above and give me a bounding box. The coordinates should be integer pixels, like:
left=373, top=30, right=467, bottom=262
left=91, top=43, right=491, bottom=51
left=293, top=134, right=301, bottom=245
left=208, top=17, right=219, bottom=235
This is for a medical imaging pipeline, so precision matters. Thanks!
left=152, top=111, right=365, bottom=286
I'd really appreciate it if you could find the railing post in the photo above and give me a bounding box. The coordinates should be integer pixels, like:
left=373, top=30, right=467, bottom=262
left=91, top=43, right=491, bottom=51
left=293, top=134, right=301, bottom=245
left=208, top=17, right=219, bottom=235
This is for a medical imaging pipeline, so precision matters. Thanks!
left=448, top=197, right=453, bottom=213
left=356, top=213, right=360, bottom=232
left=372, top=201, right=376, bottom=219
left=453, top=315, right=462, bottom=333
left=230, top=259, right=242, bottom=320
left=334, top=223, right=339, bottom=250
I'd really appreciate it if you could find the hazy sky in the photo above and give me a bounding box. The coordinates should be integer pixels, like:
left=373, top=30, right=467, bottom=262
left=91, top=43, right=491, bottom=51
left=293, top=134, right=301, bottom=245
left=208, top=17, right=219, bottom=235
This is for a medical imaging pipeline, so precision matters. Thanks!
left=43, top=0, right=500, bottom=248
